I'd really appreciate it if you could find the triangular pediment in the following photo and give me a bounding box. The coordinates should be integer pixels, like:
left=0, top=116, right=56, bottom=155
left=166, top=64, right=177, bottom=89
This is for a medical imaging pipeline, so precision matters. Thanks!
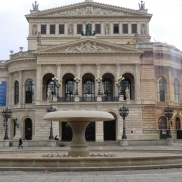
left=33, top=39, right=143, bottom=55
left=26, top=1, right=151, bottom=19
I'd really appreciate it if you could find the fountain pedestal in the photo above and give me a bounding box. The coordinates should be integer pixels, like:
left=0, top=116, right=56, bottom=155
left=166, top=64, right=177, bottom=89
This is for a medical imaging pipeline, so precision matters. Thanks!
left=43, top=110, right=114, bottom=157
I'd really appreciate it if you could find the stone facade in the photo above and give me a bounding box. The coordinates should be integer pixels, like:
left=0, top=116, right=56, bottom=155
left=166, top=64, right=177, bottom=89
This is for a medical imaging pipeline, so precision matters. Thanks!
left=0, top=1, right=182, bottom=142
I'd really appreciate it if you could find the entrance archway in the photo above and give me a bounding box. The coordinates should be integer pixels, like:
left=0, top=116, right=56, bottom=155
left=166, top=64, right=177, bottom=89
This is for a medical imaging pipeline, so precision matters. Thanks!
left=25, top=118, right=32, bottom=140
left=158, top=116, right=167, bottom=139
left=176, top=117, right=182, bottom=139
left=62, top=122, right=95, bottom=141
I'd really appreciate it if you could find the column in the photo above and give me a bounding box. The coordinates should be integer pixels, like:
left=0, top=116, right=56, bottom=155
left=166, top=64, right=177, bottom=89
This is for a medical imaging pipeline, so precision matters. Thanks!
left=146, top=22, right=149, bottom=35
left=92, top=22, right=95, bottom=32
left=96, top=121, right=104, bottom=142
left=73, top=23, right=77, bottom=35
left=19, top=71, right=23, bottom=106
left=135, top=64, right=141, bottom=101
left=8, top=74, right=12, bottom=106
left=46, top=23, right=50, bottom=35
left=56, top=23, right=59, bottom=36
left=83, top=23, right=85, bottom=34
left=96, top=64, right=101, bottom=95
left=119, top=23, right=122, bottom=35
left=137, top=22, right=141, bottom=35
left=29, top=23, right=32, bottom=36
left=110, top=23, right=113, bottom=35
left=168, top=67, right=173, bottom=103
left=11, top=77, right=14, bottom=106
left=65, top=23, right=68, bottom=35
left=57, top=64, right=62, bottom=97
left=36, top=64, right=42, bottom=103
left=76, top=64, right=81, bottom=95
left=116, top=64, right=120, bottom=96
left=38, top=23, right=41, bottom=33
left=101, top=23, right=104, bottom=35
left=128, top=22, right=131, bottom=35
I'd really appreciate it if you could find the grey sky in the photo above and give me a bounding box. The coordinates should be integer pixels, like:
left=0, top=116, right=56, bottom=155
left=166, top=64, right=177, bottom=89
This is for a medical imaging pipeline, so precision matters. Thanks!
left=0, top=0, right=181, bottom=60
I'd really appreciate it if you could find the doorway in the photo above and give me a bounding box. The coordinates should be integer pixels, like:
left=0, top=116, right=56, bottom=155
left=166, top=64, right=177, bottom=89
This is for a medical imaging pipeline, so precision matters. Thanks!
left=25, top=118, right=32, bottom=140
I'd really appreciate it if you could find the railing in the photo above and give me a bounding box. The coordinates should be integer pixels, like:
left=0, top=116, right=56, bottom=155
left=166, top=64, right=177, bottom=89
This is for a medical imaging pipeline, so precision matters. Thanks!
left=102, top=96, right=119, bottom=102
left=57, top=97, right=75, bottom=102
left=10, top=51, right=34, bottom=60
left=79, top=97, right=97, bottom=102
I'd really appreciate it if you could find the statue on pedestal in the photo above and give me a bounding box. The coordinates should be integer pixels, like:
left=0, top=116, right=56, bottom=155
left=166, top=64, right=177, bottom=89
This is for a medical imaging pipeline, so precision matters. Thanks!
left=81, top=23, right=95, bottom=36
left=47, top=87, right=52, bottom=101
left=125, top=87, right=130, bottom=100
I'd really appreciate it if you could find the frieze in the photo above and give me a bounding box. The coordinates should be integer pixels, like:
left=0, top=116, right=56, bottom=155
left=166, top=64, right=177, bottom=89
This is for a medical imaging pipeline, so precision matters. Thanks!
left=64, top=42, right=112, bottom=52
left=50, top=6, right=130, bottom=16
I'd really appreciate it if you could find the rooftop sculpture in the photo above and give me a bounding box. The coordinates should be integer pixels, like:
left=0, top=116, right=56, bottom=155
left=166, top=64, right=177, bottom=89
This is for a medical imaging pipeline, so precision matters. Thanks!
left=81, top=23, right=96, bottom=36
left=32, top=1, right=39, bottom=11
left=138, top=1, right=145, bottom=10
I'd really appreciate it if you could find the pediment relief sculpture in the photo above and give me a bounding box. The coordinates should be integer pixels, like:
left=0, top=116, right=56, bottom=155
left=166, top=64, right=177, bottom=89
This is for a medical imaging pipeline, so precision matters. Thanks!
left=50, top=6, right=131, bottom=16
left=64, top=42, right=112, bottom=52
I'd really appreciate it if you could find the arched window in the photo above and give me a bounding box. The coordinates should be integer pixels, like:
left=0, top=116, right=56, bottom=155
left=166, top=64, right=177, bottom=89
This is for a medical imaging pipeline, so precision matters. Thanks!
left=25, top=79, right=34, bottom=103
left=102, top=78, right=113, bottom=96
left=121, top=78, right=131, bottom=100
left=157, top=77, right=166, bottom=102
left=158, top=116, right=167, bottom=129
left=176, top=117, right=180, bottom=130
left=14, top=81, right=19, bottom=104
left=174, top=78, right=180, bottom=104
left=83, top=78, right=95, bottom=101
left=65, top=78, right=74, bottom=100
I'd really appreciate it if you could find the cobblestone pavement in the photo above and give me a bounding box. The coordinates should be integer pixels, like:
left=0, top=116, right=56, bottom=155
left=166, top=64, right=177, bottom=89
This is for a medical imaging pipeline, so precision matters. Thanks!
left=0, top=168, right=182, bottom=182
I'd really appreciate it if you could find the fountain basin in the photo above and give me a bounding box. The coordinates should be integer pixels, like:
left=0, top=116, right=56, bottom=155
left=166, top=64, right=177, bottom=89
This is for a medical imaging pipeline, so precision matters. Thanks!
left=43, top=111, right=114, bottom=157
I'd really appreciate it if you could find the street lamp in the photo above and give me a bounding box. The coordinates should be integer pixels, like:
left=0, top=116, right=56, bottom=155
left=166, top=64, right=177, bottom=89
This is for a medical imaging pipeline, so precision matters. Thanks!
left=74, top=76, right=81, bottom=95
left=164, top=106, right=173, bottom=138
left=46, top=105, right=57, bottom=140
left=52, top=77, right=61, bottom=99
left=96, top=76, right=102, bottom=95
left=119, top=105, right=129, bottom=139
left=116, top=75, right=124, bottom=96
left=2, top=108, right=12, bottom=140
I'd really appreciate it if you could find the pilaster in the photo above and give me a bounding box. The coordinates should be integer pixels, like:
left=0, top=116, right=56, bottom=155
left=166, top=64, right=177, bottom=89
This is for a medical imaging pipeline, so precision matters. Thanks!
left=110, top=23, right=113, bottom=35
left=57, top=64, right=62, bottom=97
left=137, top=22, right=141, bottom=34
left=101, top=23, right=104, bottom=35
left=46, top=23, right=50, bottom=35
left=135, top=64, right=141, bottom=102
left=38, top=23, right=41, bottom=33
left=128, top=23, right=131, bottom=35
left=56, top=23, right=59, bottom=35
left=96, top=64, right=101, bottom=95
left=168, top=67, right=173, bottom=103
left=19, top=71, right=23, bottom=106
left=65, top=23, right=68, bottom=36
left=8, top=74, right=12, bottom=106
left=73, top=23, right=77, bottom=35
left=119, top=23, right=122, bottom=35
left=36, top=64, right=42, bottom=104
left=76, top=64, right=81, bottom=95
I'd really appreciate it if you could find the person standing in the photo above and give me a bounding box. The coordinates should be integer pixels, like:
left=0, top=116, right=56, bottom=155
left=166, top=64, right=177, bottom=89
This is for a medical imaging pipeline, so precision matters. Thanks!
left=18, top=138, right=23, bottom=149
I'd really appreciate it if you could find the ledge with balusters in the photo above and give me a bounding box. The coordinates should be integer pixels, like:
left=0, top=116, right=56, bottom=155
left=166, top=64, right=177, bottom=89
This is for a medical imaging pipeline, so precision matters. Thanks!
left=50, top=75, right=127, bottom=102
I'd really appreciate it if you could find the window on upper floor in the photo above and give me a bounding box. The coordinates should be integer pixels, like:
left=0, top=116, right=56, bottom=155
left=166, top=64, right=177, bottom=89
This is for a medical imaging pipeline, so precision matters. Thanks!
left=41, top=25, right=46, bottom=34
left=77, top=24, right=83, bottom=34
left=174, top=78, right=180, bottom=104
left=95, top=24, right=101, bottom=34
left=123, top=24, right=128, bottom=34
left=157, top=77, right=167, bottom=102
left=113, top=24, right=119, bottom=34
left=14, top=81, right=19, bottom=105
left=50, top=25, right=55, bottom=34
left=132, top=24, right=137, bottom=34
left=59, top=24, right=64, bottom=34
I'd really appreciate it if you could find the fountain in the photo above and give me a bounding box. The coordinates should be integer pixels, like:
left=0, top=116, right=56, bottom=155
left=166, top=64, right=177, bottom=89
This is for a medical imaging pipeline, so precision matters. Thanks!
left=43, top=110, right=114, bottom=157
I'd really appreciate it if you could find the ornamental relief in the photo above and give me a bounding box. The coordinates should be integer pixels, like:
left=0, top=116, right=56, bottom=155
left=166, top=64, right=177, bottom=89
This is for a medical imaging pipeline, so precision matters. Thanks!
left=50, top=6, right=130, bottom=16
left=64, top=42, right=112, bottom=52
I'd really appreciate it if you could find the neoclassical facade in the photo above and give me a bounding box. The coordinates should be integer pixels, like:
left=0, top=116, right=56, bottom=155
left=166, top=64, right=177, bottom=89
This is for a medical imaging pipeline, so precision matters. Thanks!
left=0, top=0, right=182, bottom=143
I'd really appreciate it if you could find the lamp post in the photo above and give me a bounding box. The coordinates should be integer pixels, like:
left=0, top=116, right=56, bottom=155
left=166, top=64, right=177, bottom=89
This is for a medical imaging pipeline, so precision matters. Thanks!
left=2, top=108, right=12, bottom=140
left=119, top=105, right=129, bottom=139
left=164, top=106, right=173, bottom=138
left=96, top=76, right=102, bottom=95
left=52, top=77, right=61, bottom=99
left=74, top=76, right=81, bottom=95
left=46, top=105, right=57, bottom=140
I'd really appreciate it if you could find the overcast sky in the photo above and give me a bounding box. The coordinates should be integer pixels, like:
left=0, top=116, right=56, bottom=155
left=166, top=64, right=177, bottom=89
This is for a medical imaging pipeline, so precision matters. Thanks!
left=0, top=0, right=182, bottom=60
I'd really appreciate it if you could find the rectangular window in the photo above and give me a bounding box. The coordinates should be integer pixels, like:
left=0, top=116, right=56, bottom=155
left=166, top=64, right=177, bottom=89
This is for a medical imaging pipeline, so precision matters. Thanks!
left=123, top=24, right=128, bottom=34
left=59, top=24, right=64, bottom=34
left=41, top=25, right=46, bottom=34
left=113, top=24, right=119, bottom=34
left=95, top=24, right=101, bottom=34
left=50, top=25, right=55, bottom=34
left=132, top=24, right=137, bottom=34
left=77, top=24, right=83, bottom=34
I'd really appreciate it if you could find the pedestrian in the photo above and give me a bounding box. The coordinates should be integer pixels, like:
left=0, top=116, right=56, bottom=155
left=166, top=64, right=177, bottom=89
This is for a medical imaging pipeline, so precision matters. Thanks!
left=18, top=138, right=23, bottom=149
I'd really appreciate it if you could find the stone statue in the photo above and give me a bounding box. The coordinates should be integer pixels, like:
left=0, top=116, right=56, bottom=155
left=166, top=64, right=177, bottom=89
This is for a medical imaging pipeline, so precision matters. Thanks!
left=105, top=25, right=109, bottom=35
left=138, top=1, right=145, bottom=10
left=141, top=24, right=146, bottom=35
left=32, top=1, right=39, bottom=11
left=37, top=32, right=41, bottom=44
left=47, top=87, right=52, bottom=101
left=125, top=87, right=130, bottom=100
left=68, top=26, right=73, bottom=35
left=32, top=25, right=37, bottom=36
left=135, top=31, right=139, bottom=44
left=81, top=23, right=95, bottom=36
left=127, top=38, right=136, bottom=44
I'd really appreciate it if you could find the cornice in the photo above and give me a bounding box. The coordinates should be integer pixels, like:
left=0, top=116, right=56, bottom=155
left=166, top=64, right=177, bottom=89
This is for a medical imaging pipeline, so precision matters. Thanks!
left=5, top=58, right=36, bottom=67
